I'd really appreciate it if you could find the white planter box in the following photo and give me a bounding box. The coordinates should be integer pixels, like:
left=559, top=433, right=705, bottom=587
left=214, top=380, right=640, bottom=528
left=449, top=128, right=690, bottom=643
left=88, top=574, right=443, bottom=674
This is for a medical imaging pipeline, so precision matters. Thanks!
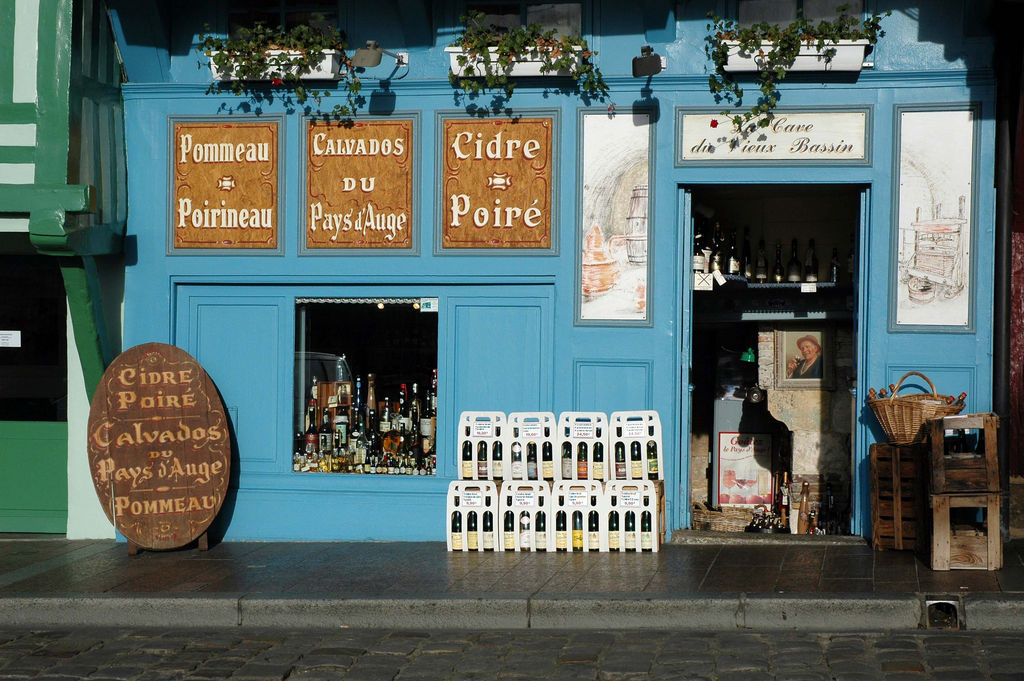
left=208, top=49, right=342, bottom=81
left=722, top=39, right=868, bottom=72
left=445, top=45, right=581, bottom=78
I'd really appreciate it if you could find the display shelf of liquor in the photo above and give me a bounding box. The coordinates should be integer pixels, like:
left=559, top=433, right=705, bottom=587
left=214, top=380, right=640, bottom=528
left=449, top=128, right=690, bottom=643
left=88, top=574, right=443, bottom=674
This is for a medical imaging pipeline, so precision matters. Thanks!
left=609, top=410, right=663, bottom=482
left=692, top=280, right=855, bottom=323
left=447, top=480, right=500, bottom=552
left=552, top=479, right=606, bottom=552
left=497, top=481, right=554, bottom=552
left=506, top=412, right=558, bottom=482
left=459, top=412, right=507, bottom=480
left=295, top=369, right=438, bottom=476
left=557, top=412, right=609, bottom=482
left=606, top=480, right=660, bottom=552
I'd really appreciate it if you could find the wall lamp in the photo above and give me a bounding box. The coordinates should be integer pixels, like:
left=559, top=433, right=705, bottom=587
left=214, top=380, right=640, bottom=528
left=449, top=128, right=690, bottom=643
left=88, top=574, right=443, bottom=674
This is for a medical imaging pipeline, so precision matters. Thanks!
left=351, top=40, right=409, bottom=69
left=632, top=45, right=663, bottom=78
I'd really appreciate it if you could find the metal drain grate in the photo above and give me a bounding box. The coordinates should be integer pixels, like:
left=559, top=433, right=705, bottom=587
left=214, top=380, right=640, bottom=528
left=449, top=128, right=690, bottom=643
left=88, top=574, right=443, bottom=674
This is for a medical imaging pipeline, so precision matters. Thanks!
left=924, top=596, right=964, bottom=629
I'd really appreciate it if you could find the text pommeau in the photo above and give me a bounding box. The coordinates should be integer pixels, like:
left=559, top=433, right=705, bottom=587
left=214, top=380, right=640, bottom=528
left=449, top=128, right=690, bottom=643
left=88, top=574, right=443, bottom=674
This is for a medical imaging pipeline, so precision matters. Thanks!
left=176, top=133, right=273, bottom=230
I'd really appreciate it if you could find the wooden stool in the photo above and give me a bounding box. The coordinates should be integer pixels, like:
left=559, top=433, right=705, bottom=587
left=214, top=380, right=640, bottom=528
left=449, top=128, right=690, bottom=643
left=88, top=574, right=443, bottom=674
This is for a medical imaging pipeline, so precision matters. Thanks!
left=929, top=492, right=1001, bottom=570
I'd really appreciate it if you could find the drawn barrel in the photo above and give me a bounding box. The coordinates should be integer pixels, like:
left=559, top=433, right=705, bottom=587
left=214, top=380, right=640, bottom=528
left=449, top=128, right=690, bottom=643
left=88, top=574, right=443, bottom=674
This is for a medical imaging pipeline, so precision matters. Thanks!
left=624, top=184, right=648, bottom=265
left=907, top=276, right=935, bottom=303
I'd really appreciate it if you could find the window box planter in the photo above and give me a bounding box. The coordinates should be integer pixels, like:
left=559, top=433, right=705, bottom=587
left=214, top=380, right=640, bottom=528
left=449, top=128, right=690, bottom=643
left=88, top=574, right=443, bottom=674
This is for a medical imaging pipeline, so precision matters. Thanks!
left=721, top=39, right=869, bottom=73
left=445, top=45, right=582, bottom=78
left=208, top=49, right=343, bottom=81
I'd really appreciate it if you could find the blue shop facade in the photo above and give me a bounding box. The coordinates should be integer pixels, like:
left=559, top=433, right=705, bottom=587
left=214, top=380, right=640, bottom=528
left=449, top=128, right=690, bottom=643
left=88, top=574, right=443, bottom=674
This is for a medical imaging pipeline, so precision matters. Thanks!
left=108, top=0, right=997, bottom=541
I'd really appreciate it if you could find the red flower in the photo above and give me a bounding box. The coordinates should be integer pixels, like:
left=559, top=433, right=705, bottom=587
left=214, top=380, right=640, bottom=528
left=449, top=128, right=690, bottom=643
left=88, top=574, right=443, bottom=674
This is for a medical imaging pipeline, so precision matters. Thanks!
left=271, top=77, right=283, bottom=86
left=710, top=119, right=719, bottom=128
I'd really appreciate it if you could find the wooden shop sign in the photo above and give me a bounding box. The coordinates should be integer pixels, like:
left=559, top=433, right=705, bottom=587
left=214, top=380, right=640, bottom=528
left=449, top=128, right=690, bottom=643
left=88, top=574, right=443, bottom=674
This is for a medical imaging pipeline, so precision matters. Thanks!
left=442, top=117, right=552, bottom=249
left=306, top=119, right=414, bottom=249
left=87, top=343, right=231, bottom=550
left=172, top=121, right=279, bottom=249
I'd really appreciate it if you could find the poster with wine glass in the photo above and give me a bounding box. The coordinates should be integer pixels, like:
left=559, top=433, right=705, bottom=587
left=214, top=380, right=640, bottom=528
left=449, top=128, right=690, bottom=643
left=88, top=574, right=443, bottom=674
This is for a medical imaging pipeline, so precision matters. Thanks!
left=715, top=433, right=773, bottom=507
left=893, top=106, right=977, bottom=329
left=577, top=110, right=652, bottom=324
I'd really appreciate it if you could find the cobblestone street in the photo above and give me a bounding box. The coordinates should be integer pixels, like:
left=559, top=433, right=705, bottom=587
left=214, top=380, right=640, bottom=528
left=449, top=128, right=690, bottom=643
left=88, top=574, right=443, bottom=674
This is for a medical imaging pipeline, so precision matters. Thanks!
left=1, top=628, right=1024, bottom=681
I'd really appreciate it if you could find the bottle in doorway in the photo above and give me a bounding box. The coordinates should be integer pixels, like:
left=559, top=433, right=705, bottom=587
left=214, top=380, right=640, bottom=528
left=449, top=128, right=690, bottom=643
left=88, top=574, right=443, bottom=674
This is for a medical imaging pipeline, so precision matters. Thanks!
left=829, top=247, right=841, bottom=284
left=786, top=238, right=803, bottom=282
left=803, top=238, right=819, bottom=283
left=741, top=226, right=753, bottom=280
left=755, top=238, right=769, bottom=283
left=726, top=228, right=741, bottom=276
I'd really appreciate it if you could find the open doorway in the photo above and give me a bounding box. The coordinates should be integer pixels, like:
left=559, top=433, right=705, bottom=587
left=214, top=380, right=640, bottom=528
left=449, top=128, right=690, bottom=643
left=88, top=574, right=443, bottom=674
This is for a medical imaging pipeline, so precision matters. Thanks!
left=686, top=184, right=862, bottom=535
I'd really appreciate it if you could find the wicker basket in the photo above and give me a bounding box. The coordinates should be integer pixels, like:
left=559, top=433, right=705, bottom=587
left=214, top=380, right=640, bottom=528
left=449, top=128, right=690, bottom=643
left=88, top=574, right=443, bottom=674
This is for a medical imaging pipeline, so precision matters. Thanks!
left=868, top=371, right=964, bottom=445
left=690, top=502, right=752, bottom=532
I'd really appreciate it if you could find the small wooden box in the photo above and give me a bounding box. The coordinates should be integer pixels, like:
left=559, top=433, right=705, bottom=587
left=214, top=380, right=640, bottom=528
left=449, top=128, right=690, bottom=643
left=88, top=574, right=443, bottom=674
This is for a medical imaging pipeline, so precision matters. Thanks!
left=928, top=492, right=1002, bottom=570
left=928, top=413, right=999, bottom=494
left=870, top=443, right=926, bottom=550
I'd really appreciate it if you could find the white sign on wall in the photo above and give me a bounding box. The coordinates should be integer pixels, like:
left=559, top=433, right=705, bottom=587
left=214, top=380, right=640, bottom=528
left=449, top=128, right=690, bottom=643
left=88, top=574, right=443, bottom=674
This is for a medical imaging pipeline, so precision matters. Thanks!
left=678, top=111, right=867, bottom=163
left=0, top=330, right=21, bottom=348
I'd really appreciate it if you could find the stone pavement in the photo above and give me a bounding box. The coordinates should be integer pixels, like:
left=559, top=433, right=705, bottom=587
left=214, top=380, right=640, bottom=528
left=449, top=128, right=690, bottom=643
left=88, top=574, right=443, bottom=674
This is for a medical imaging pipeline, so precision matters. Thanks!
left=0, top=535, right=1023, bottom=631
left=2, top=627, right=1024, bottom=680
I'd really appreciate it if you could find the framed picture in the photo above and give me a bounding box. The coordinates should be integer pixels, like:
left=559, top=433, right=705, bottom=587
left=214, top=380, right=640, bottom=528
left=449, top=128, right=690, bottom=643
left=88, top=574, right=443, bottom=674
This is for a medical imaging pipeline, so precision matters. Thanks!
left=775, top=328, right=832, bottom=389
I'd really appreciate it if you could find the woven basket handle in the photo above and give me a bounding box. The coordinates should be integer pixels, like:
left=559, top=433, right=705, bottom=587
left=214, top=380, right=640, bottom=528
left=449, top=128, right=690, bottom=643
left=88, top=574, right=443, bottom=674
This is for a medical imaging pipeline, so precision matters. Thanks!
left=889, top=371, right=938, bottom=402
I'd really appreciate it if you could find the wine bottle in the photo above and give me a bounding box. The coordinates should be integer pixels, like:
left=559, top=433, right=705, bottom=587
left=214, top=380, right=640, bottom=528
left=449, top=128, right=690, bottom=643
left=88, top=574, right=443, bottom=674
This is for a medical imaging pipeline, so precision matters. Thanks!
left=466, top=511, right=478, bottom=551
left=829, top=247, right=841, bottom=283
left=710, top=222, right=724, bottom=273
left=624, top=511, right=636, bottom=551
left=571, top=511, right=584, bottom=552
left=786, top=238, right=803, bottom=282
left=780, top=471, right=790, bottom=528
left=491, top=439, right=503, bottom=479
left=503, top=511, right=515, bottom=551
left=755, top=238, right=768, bottom=283
left=450, top=511, right=463, bottom=551
left=640, top=511, right=653, bottom=551
left=535, top=511, right=547, bottom=551
left=797, top=481, right=811, bottom=534
left=576, top=442, right=589, bottom=479
left=476, top=440, right=488, bottom=479
left=726, top=229, right=741, bottom=275
left=526, top=442, right=538, bottom=480
left=630, top=441, right=643, bottom=479
left=772, top=241, right=785, bottom=283
left=461, top=440, right=473, bottom=479
left=592, top=441, right=605, bottom=480
left=608, top=511, right=620, bottom=552
left=304, top=400, right=318, bottom=465
left=803, top=238, right=819, bottom=283
left=561, top=441, right=573, bottom=478
left=482, top=511, right=494, bottom=551
left=588, top=510, right=600, bottom=551
left=542, top=441, right=554, bottom=479
left=614, top=441, right=627, bottom=479
left=519, top=512, right=531, bottom=551
left=741, top=226, right=753, bottom=280
left=555, top=511, right=567, bottom=552
left=511, top=441, right=524, bottom=479
left=693, top=224, right=707, bottom=273
left=318, top=408, right=332, bottom=471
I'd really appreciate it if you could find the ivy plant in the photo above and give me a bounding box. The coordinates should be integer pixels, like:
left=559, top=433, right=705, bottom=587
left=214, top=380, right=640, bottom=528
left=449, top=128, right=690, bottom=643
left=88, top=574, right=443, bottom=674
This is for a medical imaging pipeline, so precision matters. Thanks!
left=198, top=17, right=362, bottom=117
left=448, top=10, right=608, bottom=101
left=705, top=4, right=890, bottom=130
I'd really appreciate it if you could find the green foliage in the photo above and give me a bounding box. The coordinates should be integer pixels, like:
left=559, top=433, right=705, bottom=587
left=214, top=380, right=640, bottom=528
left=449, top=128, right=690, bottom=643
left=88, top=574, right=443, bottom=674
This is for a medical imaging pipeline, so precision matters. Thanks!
left=705, top=5, right=890, bottom=130
left=448, top=10, right=608, bottom=101
left=198, top=16, right=362, bottom=118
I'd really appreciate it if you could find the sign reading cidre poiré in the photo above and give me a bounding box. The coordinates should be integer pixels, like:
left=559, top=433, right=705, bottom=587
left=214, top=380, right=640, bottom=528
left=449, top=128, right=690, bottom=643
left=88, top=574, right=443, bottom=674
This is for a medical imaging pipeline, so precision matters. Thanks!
left=87, top=343, right=230, bottom=550
left=306, top=119, right=414, bottom=248
left=442, top=117, right=552, bottom=249
left=173, top=121, right=278, bottom=249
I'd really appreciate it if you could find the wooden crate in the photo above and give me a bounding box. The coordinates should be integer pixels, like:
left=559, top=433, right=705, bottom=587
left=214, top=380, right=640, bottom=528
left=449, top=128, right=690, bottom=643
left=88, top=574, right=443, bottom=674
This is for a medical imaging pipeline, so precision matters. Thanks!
left=870, top=443, right=926, bottom=550
left=928, top=492, right=1002, bottom=570
left=927, top=413, right=999, bottom=494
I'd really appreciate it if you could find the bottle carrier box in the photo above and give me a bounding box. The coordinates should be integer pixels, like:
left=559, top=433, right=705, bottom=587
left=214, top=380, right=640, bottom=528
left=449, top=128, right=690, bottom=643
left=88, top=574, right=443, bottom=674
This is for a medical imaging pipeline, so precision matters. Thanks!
left=609, top=410, right=663, bottom=481
left=552, top=479, right=607, bottom=551
left=497, top=480, right=554, bottom=552
left=446, top=480, right=499, bottom=551
left=556, top=412, right=610, bottom=482
left=927, top=413, right=1000, bottom=494
left=606, top=480, right=660, bottom=552
left=506, top=412, right=558, bottom=482
left=458, top=412, right=507, bottom=480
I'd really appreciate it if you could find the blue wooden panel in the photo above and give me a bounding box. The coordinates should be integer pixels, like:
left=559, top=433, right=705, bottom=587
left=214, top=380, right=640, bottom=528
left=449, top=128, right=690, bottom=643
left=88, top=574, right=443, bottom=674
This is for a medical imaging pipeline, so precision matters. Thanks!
left=573, top=360, right=653, bottom=412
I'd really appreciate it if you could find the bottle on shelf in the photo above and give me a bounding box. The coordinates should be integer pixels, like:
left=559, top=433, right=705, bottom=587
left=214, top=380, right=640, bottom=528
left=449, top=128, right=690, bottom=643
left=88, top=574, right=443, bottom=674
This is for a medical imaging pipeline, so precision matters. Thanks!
left=608, top=511, right=620, bottom=552
left=786, top=238, right=803, bottom=282
left=450, top=511, right=463, bottom=550
left=646, top=440, right=659, bottom=478
left=803, top=238, right=819, bottom=283
left=535, top=511, right=547, bottom=551
left=640, top=511, right=653, bottom=551
left=772, top=241, right=785, bottom=283
left=476, top=441, right=488, bottom=479
left=561, top=441, right=573, bottom=479
left=630, top=441, right=643, bottom=478
left=482, top=511, right=494, bottom=551
left=710, top=222, right=724, bottom=273
left=755, top=238, right=768, bottom=283
left=779, top=471, right=790, bottom=528
left=555, top=511, right=567, bottom=552
left=542, top=440, right=554, bottom=480
left=624, top=512, right=636, bottom=551
left=526, top=442, right=538, bottom=480
left=519, top=512, right=531, bottom=551
left=797, top=480, right=811, bottom=534
left=491, top=438, right=503, bottom=478
left=333, top=411, right=348, bottom=473
left=588, top=510, right=600, bottom=551
left=511, top=441, right=524, bottom=479
left=304, top=400, right=318, bottom=468
left=829, top=247, right=841, bottom=284
left=614, top=441, right=627, bottom=479
left=571, top=511, right=584, bottom=552
left=354, top=375, right=363, bottom=420
left=693, top=224, right=707, bottom=274
left=726, top=229, right=741, bottom=276
left=365, top=373, right=377, bottom=421
left=592, top=440, right=605, bottom=480
left=466, top=511, right=478, bottom=550
left=503, top=511, right=515, bottom=551
left=462, top=440, right=474, bottom=478
left=741, top=226, right=753, bottom=280
left=576, top=442, right=589, bottom=479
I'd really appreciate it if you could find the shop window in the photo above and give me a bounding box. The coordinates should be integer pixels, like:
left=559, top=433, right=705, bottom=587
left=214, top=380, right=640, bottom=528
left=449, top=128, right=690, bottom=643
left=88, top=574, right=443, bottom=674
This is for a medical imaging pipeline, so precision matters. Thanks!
left=465, top=1, right=582, bottom=37
left=737, top=0, right=864, bottom=26
left=0, top=252, right=67, bottom=421
left=294, top=298, right=438, bottom=476
left=227, top=0, right=340, bottom=35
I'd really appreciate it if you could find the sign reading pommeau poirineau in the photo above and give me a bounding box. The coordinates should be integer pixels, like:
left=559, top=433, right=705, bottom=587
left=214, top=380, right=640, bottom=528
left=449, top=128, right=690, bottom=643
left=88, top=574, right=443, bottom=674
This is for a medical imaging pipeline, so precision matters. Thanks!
left=87, top=343, right=230, bottom=550
left=306, top=119, right=413, bottom=248
left=442, top=117, right=552, bottom=249
left=173, top=121, right=278, bottom=249
left=679, top=112, right=866, bottom=162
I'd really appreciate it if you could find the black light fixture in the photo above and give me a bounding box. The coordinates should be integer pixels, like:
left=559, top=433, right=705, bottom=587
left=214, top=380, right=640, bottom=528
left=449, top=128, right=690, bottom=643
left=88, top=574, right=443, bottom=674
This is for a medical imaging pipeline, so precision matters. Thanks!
left=632, top=45, right=663, bottom=78
left=351, top=40, right=408, bottom=68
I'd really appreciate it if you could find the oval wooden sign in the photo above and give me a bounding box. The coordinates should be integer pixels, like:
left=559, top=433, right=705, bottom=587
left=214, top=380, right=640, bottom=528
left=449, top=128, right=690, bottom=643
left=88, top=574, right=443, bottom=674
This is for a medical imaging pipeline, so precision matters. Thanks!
left=87, top=343, right=231, bottom=550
